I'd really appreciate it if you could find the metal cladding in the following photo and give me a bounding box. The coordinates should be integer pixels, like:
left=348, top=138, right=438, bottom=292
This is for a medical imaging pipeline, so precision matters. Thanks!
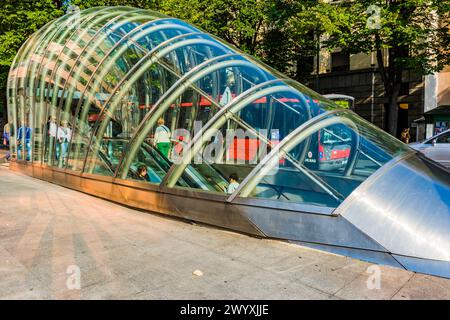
left=7, top=7, right=450, bottom=278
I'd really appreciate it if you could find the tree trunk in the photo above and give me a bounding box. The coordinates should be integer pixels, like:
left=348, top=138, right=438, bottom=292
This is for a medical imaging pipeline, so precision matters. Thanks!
left=383, top=0, right=412, bottom=137
left=0, top=88, right=6, bottom=124
left=376, top=45, right=404, bottom=137
left=387, top=82, right=401, bottom=136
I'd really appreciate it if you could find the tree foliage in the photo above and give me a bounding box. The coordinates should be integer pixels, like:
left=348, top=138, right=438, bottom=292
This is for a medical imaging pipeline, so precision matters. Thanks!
left=318, top=0, right=450, bottom=134
left=0, top=0, right=63, bottom=118
left=0, top=0, right=449, bottom=135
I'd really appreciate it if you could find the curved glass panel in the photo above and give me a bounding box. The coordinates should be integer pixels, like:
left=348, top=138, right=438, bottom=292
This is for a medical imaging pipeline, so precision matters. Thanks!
left=9, top=12, right=76, bottom=162
left=241, top=111, right=411, bottom=207
left=7, top=6, right=412, bottom=211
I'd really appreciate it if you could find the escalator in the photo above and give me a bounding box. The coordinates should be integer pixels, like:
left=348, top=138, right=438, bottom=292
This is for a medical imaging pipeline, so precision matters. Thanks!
left=93, top=137, right=229, bottom=192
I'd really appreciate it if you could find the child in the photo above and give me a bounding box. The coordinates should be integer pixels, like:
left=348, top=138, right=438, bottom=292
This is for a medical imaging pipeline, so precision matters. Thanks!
left=227, top=173, right=240, bottom=194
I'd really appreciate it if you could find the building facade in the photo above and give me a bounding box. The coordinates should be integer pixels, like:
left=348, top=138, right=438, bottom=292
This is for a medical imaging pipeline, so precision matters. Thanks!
left=307, top=50, right=450, bottom=142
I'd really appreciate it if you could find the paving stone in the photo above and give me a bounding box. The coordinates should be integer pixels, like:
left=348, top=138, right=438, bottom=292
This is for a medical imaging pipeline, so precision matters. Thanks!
left=392, top=273, right=450, bottom=300
left=1, top=167, right=449, bottom=300
left=334, top=264, right=414, bottom=300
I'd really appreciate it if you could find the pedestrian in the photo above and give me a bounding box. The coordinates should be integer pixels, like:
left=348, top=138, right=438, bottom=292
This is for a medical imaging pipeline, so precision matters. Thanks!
left=47, top=115, right=57, bottom=161
left=401, top=128, right=410, bottom=144
left=137, top=164, right=151, bottom=182
left=153, top=118, right=171, bottom=158
left=17, top=121, right=31, bottom=161
left=3, top=122, right=10, bottom=161
left=227, top=173, right=240, bottom=194
left=57, top=120, right=72, bottom=166
left=3, top=122, right=10, bottom=147
left=220, top=74, right=234, bottom=107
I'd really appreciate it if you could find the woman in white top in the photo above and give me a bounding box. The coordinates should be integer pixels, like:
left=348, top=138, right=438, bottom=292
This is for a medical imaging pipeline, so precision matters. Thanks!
left=57, top=120, right=72, bottom=164
left=154, top=118, right=171, bottom=157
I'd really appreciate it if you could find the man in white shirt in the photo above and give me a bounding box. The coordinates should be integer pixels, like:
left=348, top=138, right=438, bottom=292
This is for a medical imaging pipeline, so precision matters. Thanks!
left=220, top=86, right=232, bottom=107
left=48, top=116, right=57, bottom=138
left=46, top=116, right=57, bottom=162
left=154, top=118, right=171, bottom=157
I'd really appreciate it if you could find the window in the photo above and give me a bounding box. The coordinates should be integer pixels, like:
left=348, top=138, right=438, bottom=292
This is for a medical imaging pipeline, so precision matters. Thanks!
left=437, top=132, right=450, bottom=144
left=400, top=82, right=409, bottom=96
left=425, top=131, right=450, bottom=144
left=331, top=52, right=350, bottom=72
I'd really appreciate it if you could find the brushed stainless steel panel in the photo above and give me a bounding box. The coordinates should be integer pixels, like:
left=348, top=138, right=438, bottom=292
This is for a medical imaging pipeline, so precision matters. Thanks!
left=291, top=240, right=405, bottom=270
left=392, top=254, right=450, bottom=279
left=236, top=203, right=387, bottom=251
left=337, top=153, right=450, bottom=262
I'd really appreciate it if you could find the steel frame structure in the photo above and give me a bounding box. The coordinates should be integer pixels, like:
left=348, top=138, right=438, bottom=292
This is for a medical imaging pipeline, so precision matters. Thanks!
left=7, top=6, right=450, bottom=278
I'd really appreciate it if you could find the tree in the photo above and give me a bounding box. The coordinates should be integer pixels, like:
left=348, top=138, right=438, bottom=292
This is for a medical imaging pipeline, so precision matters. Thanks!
left=0, top=0, right=63, bottom=125
left=3, top=0, right=447, bottom=137
left=291, top=0, right=450, bottom=136
left=69, top=0, right=161, bottom=10
left=257, top=0, right=303, bottom=79
left=159, top=0, right=272, bottom=56
left=284, top=1, right=353, bottom=83
left=70, top=0, right=272, bottom=57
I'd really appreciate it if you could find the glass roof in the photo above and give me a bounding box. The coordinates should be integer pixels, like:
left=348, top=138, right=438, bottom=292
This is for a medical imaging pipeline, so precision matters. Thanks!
left=7, top=6, right=412, bottom=211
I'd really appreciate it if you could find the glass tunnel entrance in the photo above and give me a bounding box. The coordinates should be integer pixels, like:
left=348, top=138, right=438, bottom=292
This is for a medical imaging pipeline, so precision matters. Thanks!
left=7, top=6, right=450, bottom=278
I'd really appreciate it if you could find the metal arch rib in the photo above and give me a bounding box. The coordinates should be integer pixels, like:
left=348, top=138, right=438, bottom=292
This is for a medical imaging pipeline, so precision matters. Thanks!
left=81, top=33, right=215, bottom=140
left=8, top=17, right=55, bottom=88
left=118, top=57, right=272, bottom=180
left=161, top=79, right=283, bottom=186
left=161, top=77, right=313, bottom=183
left=82, top=35, right=227, bottom=173
left=35, top=7, right=142, bottom=115
left=165, top=81, right=298, bottom=188
left=67, top=24, right=196, bottom=171
left=52, top=8, right=143, bottom=108
left=50, top=10, right=146, bottom=165
left=11, top=12, right=75, bottom=105
left=114, top=52, right=241, bottom=178
left=65, top=22, right=196, bottom=171
left=35, top=8, right=118, bottom=164
left=56, top=9, right=165, bottom=116
left=7, top=22, right=53, bottom=157
left=45, top=9, right=130, bottom=112
left=33, top=8, right=113, bottom=149
left=228, top=109, right=359, bottom=203
left=65, top=20, right=194, bottom=116
left=68, top=22, right=196, bottom=121
left=48, top=10, right=145, bottom=166
left=226, top=109, right=340, bottom=202
left=34, top=8, right=124, bottom=163
left=14, top=11, right=92, bottom=159
left=15, top=9, right=79, bottom=91
left=60, top=17, right=181, bottom=114
left=8, top=14, right=63, bottom=137
left=35, top=8, right=113, bottom=106
left=84, top=36, right=228, bottom=171
left=7, top=20, right=53, bottom=129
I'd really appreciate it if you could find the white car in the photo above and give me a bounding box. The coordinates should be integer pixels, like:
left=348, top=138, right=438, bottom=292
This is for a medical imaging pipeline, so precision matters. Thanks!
left=409, top=129, right=450, bottom=168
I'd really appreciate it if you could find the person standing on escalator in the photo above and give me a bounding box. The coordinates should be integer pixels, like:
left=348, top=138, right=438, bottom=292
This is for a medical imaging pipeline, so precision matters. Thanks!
left=227, top=173, right=240, bottom=194
left=57, top=120, right=72, bottom=166
left=137, top=164, right=151, bottom=182
left=154, top=118, right=171, bottom=158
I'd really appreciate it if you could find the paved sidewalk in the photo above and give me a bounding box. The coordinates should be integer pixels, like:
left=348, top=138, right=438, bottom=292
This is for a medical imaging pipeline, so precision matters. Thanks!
left=1, top=167, right=449, bottom=299
left=0, top=149, right=8, bottom=163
